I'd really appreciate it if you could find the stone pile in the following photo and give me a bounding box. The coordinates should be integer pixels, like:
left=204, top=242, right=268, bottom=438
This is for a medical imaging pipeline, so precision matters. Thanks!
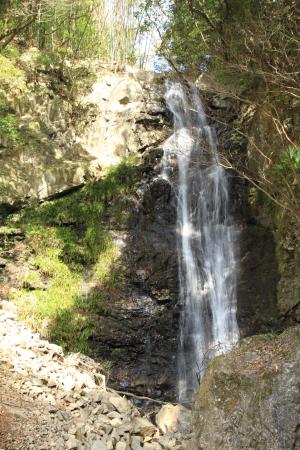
left=0, top=301, right=194, bottom=450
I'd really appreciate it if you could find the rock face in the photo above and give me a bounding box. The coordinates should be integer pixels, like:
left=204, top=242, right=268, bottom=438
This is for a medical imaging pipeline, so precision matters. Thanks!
left=90, top=154, right=180, bottom=400
left=203, top=90, right=280, bottom=337
left=237, top=221, right=279, bottom=335
left=0, top=51, right=169, bottom=206
left=193, top=326, right=300, bottom=450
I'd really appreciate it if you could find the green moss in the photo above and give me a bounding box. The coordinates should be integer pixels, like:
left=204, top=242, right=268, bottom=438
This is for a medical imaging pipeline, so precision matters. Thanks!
left=2, top=45, right=20, bottom=61
left=253, top=391, right=262, bottom=403
left=235, top=375, right=253, bottom=388
left=273, top=146, right=300, bottom=180
left=0, top=112, right=19, bottom=142
left=211, top=64, right=258, bottom=96
left=22, top=270, right=43, bottom=289
left=260, top=330, right=278, bottom=341
left=0, top=54, right=24, bottom=83
left=7, top=156, right=139, bottom=354
left=229, top=131, right=244, bottom=143
left=207, top=354, right=223, bottom=369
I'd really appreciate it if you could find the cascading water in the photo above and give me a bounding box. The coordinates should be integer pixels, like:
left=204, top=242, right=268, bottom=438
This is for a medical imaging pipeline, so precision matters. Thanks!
left=161, top=81, right=239, bottom=403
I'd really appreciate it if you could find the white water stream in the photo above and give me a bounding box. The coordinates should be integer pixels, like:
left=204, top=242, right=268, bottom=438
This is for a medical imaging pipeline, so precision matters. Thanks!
left=161, top=81, right=239, bottom=402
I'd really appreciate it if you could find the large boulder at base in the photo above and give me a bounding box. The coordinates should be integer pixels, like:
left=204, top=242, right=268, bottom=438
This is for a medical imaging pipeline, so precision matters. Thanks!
left=193, top=326, right=300, bottom=450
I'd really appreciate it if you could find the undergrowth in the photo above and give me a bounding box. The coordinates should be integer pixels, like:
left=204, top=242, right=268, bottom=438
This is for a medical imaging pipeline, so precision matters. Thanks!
left=0, top=54, right=24, bottom=83
left=8, top=157, right=139, bottom=354
left=274, top=145, right=300, bottom=182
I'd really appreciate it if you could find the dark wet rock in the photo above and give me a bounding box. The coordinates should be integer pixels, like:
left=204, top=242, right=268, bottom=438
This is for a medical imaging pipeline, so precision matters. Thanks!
left=226, top=170, right=279, bottom=337
left=130, top=177, right=178, bottom=294
left=91, top=289, right=179, bottom=400
left=237, top=222, right=279, bottom=336
left=91, top=163, right=180, bottom=400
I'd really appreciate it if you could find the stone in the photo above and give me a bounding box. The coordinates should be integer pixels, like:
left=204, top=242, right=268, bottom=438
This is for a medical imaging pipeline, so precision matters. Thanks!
left=107, top=440, right=114, bottom=450
left=1, top=300, right=17, bottom=313
left=193, top=326, right=300, bottom=450
left=211, top=96, right=231, bottom=109
left=131, top=417, right=157, bottom=437
left=108, top=395, right=132, bottom=414
left=89, top=391, right=105, bottom=404
left=0, top=310, right=17, bottom=321
left=68, top=403, right=79, bottom=411
left=47, top=343, right=63, bottom=358
left=62, top=376, right=76, bottom=391
left=157, top=434, right=177, bottom=449
left=156, top=404, right=191, bottom=434
left=179, top=439, right=195, bottom=450
left=131, top=435, right=143, bottom=450
left=90, top=439, right=107, bottom=450
left=107, top=411, right=122, bottom=419
left=47, top=378, right=57, bottom=388
left=117, top=423, right=132, bottom=435
left=0, top=68, right=167, bottom=206
left=110, top=417, right=123, bottom=427
left=65, top=437, right=80, bottom=449
left=115, top=442, right=126, bottom=450
left=144, top=443, right=163, bottom=450
left=30, top=386, right=44, bottom=395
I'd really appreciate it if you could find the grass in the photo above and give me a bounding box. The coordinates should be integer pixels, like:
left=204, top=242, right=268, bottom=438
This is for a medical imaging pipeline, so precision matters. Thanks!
left=7, top=156, right=139, bottom=354
left=0, top=111, right=19, bottom=143
left=275, top=146, right=300, bottom=176
left=1, top=45, right=20, bottom=61
left=0, top=54, right=25, bottom=84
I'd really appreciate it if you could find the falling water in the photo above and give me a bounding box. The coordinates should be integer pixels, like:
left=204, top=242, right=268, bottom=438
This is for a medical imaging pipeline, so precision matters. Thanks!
left=161, top=81, right=239, bottom=403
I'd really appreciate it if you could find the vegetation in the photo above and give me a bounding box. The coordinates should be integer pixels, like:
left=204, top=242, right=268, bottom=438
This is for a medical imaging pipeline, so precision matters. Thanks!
left=140, top=0, right=300, bottom=221
left=0, top=53, right=24, bottom=81
left=7, top=157, right=139, bottom=353
left=0, top=0, right=142, bottom=65
left=0, top=111, right=19, bottom=143
left=0, top=92, right=21, bottom=144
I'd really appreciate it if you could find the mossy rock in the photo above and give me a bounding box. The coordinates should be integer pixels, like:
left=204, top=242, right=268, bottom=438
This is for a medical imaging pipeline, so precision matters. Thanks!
left=193, top=327, right=300, bottom=450
left=0, top=54, right=25, bottom=84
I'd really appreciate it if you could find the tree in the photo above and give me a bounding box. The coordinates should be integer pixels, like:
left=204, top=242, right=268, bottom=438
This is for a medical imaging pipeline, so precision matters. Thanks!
left=0, top=0, right=142, bottom=64
left=141, top=0, right=300, bottom=221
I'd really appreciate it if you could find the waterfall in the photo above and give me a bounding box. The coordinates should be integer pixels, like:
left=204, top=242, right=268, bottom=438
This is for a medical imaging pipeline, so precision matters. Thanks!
left=161, top=81, right=239, bottom=403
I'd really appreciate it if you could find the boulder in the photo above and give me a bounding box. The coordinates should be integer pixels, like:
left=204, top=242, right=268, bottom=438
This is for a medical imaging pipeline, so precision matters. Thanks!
left=156, top=404, right=191, bottom=434
left=90, top=440, right=107, bottom=450
left=132, top=417, right=157, bottom=438
left=115, top=442, right=127, bottom=450
left=193, top=326, right=300, bottom=450
left=108, top=394, right=132, bottom=414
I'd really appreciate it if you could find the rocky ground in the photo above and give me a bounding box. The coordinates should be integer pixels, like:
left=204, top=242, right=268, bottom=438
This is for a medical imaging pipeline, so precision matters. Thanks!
left=0, top=301, right=194, bottom=450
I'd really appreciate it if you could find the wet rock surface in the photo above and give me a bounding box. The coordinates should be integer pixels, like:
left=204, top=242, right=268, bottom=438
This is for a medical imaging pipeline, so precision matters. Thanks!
left=237, top=221, right=279, bottom=335
left=0, top=303, right=194, bottom=450
left=91, top=160, right=179, bottom=400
